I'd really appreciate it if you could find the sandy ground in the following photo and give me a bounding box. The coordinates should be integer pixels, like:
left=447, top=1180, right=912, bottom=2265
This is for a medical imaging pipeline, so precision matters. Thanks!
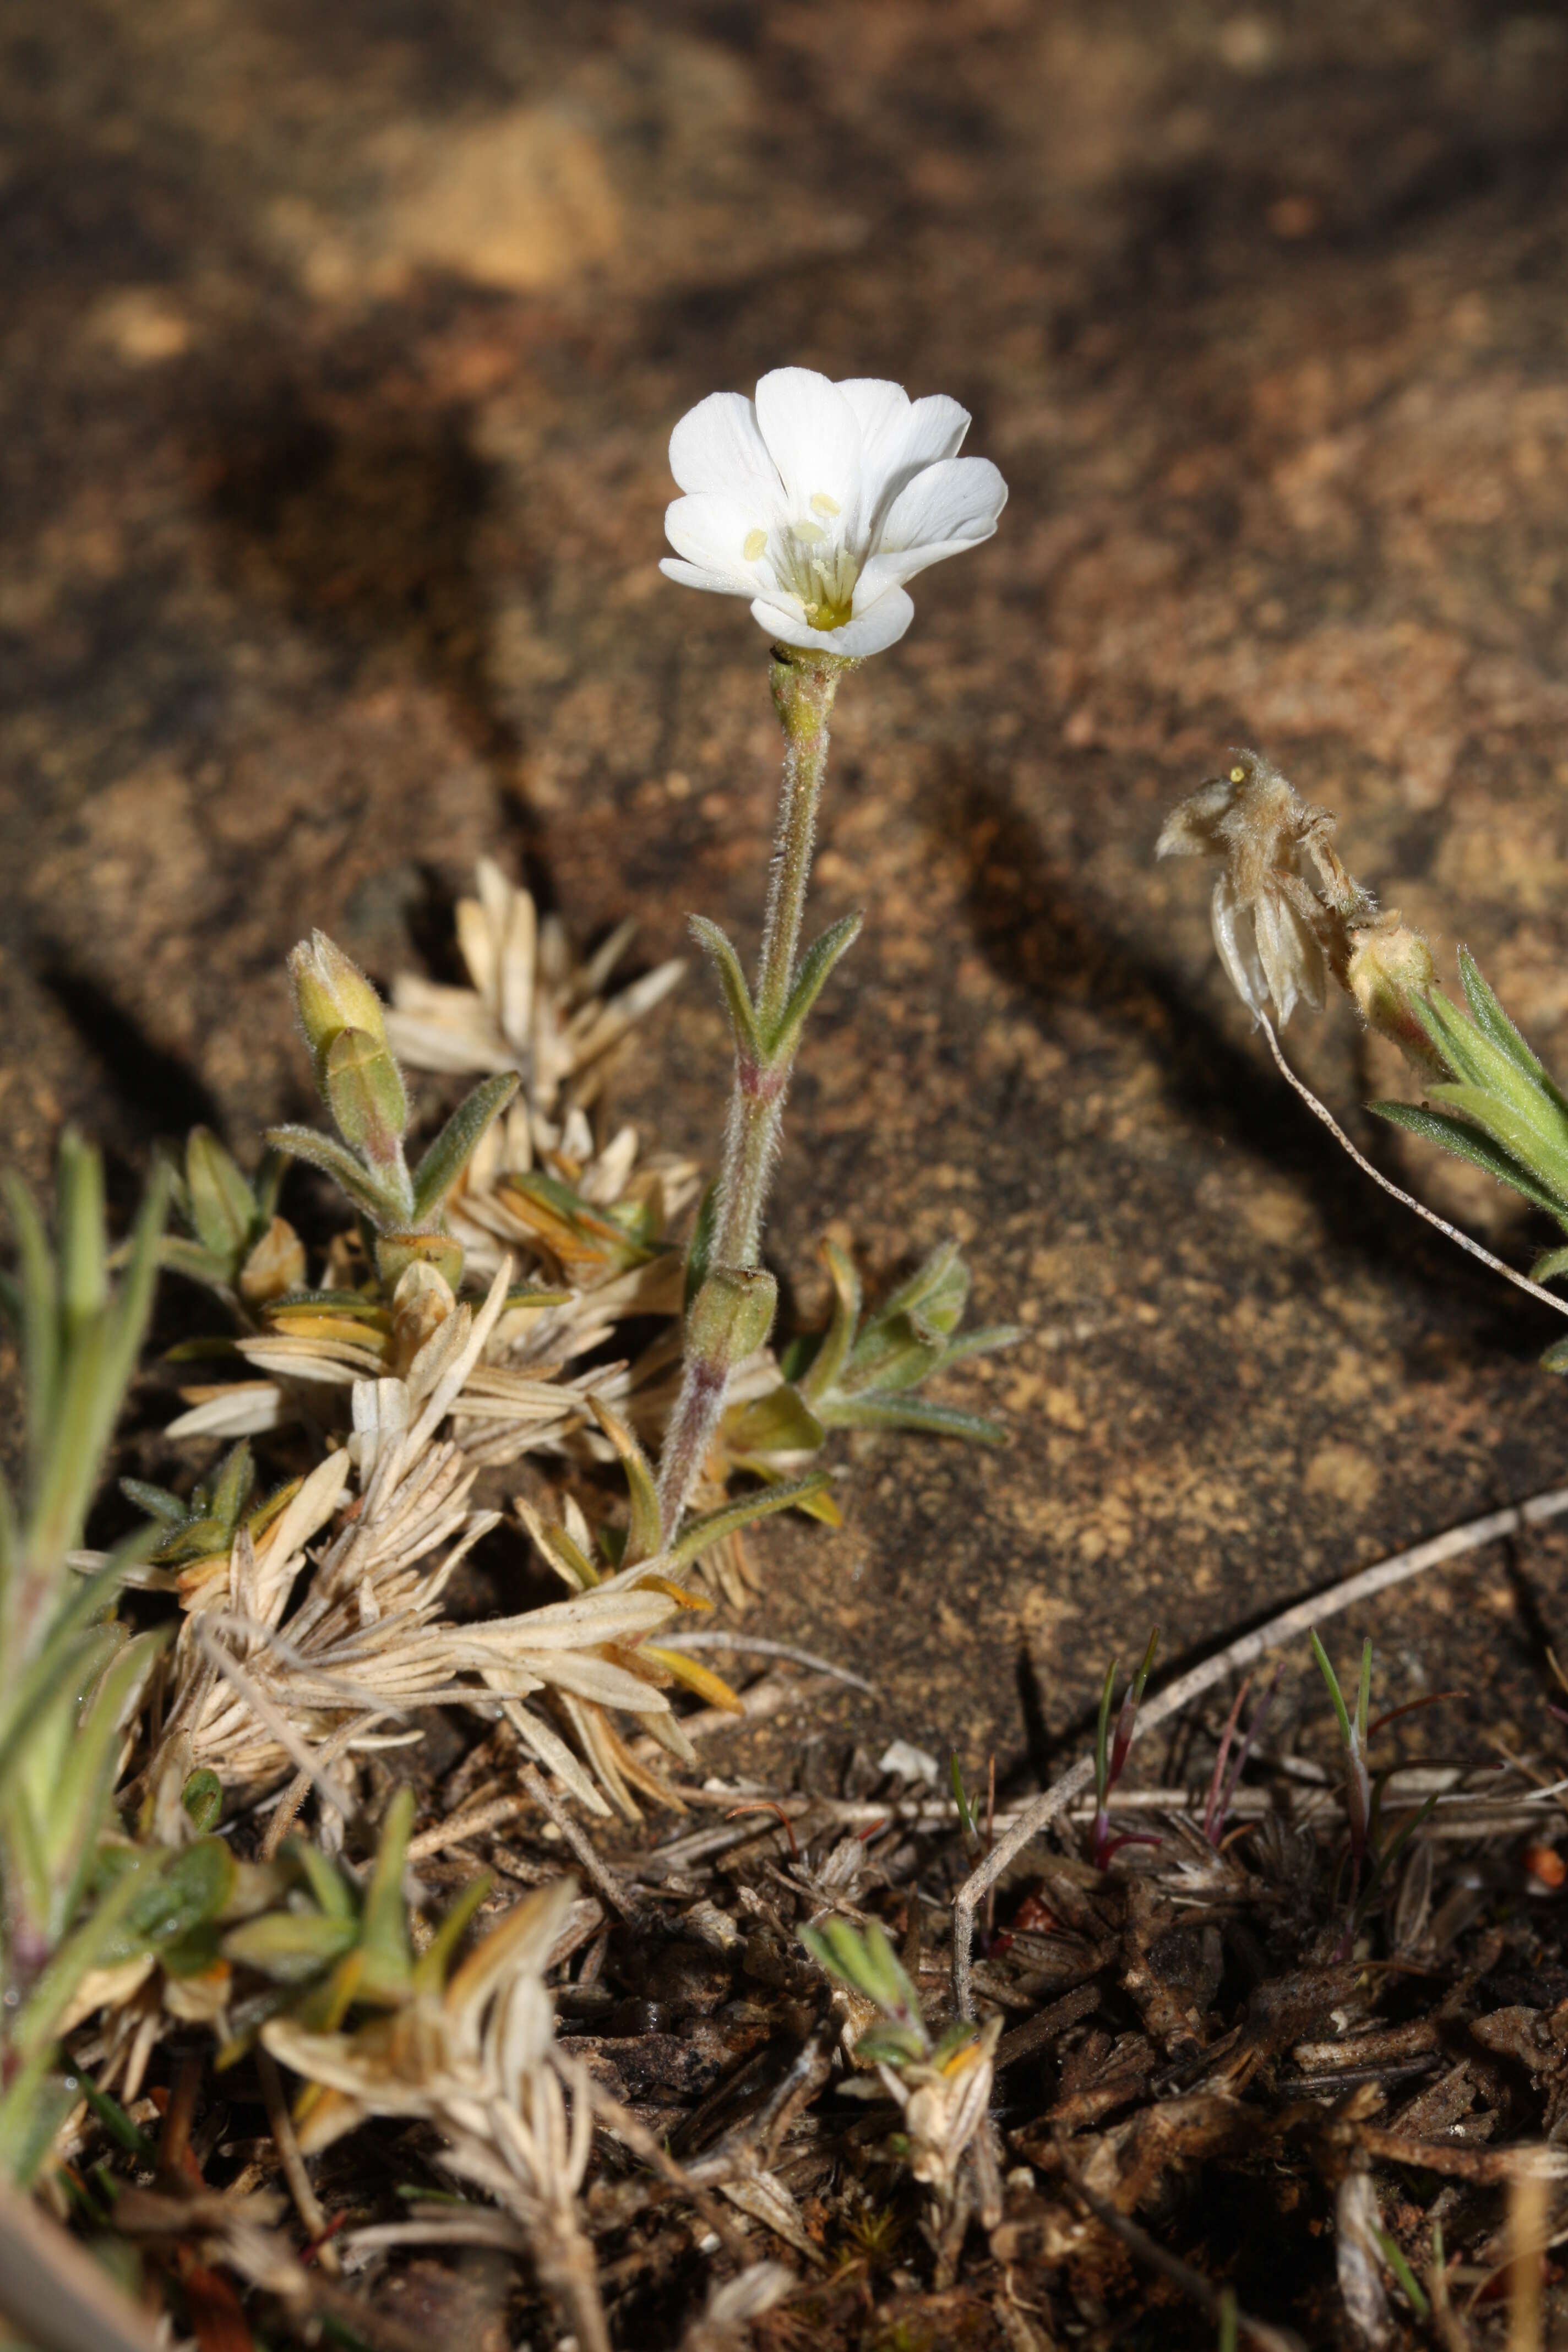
left=6, top=0, right=1568, bottom=1790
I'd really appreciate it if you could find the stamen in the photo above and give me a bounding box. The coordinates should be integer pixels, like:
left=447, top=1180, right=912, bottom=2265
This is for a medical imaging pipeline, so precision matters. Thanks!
left=742, top=528, right=767, bottom=563
left=793, top=520, right=827, bottom=546
left=810, top=492, right=841, bottom=518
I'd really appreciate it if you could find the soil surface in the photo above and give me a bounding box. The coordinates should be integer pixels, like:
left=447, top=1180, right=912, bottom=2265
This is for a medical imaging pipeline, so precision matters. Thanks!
left=7, top=0, right=1568, bottom=1796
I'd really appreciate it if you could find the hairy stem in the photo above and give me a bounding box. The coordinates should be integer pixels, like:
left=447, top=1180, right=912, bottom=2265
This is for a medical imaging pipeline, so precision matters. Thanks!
left=657, top=651, right=843, bottom=1539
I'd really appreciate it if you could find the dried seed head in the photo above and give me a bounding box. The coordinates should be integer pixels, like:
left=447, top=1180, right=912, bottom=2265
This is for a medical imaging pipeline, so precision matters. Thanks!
left=1158, top=749, right=1371, bottom=1027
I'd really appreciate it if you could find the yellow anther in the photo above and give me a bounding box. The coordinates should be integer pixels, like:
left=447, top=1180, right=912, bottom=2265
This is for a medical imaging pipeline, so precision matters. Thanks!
left=742, top=527, right=767, bottom=562
left=810, top=491, right=841, bottom=518
left=793, top=520, right=826, bottom=546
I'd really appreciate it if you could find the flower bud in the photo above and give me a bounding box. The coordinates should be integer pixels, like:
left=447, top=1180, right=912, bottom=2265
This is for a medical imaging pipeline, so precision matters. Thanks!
left=686, top=1266, right=777, bottom=1369
left=288, top=933, right=399, bottom=1093
left=1346, top=917, right=1446, bottom=1078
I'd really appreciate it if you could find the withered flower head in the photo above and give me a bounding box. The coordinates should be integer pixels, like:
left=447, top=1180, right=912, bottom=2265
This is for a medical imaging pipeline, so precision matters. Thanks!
left=1157, top=748, right=1371, bottom=1027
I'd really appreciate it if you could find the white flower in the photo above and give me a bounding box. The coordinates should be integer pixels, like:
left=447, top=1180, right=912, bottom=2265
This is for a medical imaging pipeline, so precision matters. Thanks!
left=661, top=368, right=1007, bottom=657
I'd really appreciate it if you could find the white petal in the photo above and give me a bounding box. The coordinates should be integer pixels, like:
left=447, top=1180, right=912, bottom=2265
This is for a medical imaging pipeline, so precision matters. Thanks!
left=669, top=390, right=778, bottom=498
left=754, top=368, right=862, bottom=518
left=660, top=556, right=749, bottom=599
left=853, top=389, right=971, bottom=530
left=749, top=585, right=915, bottom=658
left=663, top=494, right=769, bottom=595
left=875, top=455, right=1008, bottom=562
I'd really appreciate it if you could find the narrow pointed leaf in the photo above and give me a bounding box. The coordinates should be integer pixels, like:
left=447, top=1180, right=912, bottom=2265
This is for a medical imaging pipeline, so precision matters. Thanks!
left=765, top=910, right=863, bottom=1060
left=689, top=916, right=761, bottom=1059
left=1532, top=1246, right=1568, bottom=1284
left=264, top=1125, right=402, bottom=1226
left=1415, top=995, right=1568, bottom=1147
left=796, top=1239, right=862, bottom=1406
left=668, top=1471, right=835, bottom=1569
left=186, top=1129, right=258, bottom=1261
left=589, top=1396, right=663, bottom=1566
left=410, top=1072, right=520, bottom=1222
left=1457, top=948, right=1557, bottom=1088
left=1427, top=1081, right=1568, bottom=1202
left=1370, top=1099, right=1568, bottom=1221
left=818, top=1394, right=1008, bottom=1444
left=641, top=1645, right=746, bottom=1712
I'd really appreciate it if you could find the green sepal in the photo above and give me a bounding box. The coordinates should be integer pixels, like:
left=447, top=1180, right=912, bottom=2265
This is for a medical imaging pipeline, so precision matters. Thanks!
left=410, top=1073, right=520, bottom=1224
left=1532, top=1246, right=1568, bottom=1285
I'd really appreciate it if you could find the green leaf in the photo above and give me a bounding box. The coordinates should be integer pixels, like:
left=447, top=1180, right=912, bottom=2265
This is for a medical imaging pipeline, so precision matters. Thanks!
left=875, top=1241, right=969, bottom=1337
left=590, top=1398, right=663, bottom=1566
left=1370, top=1099, right=1568, bottom=1222
left=722, top=1384, right=826, bottom=1458
left=222, top=1910, right=359, bottom=1983
left=689, top=916, right=761, bottom=1059
left=411, top=1874, right=493, bottom=1997
left=1532, top=1246, right=1568, bottom=1284
left=764, top=910, right=863, bottom=1061
left=118, top=1478, right=189, bottom=1527
left=854, top=2024, right=929, bottom=2070
left=801, top=1918, right=921, bottom=2028
left=930, top=1323, right=1024, bottom=1371
left=1427, top=1082, right=1568, bottom=1206
left=1415, top=995, right=1568, bottom=1152
left=1457, top=948, right=1561, bottom=1096
left=410, top=1073, right=520, bottom=1223
left=816, top=1395, right=1008, bottom=1444
left=796, top=1239, right=862, bottom=1407
left=182, top=1770, right=224, bottom=1834
left=357, top=1784, right=416, bottom=2005
left=264, top=1125, right=404, bottom=1227
left=668, top=1472, right=835, bottom=1570
left=1309, top=1630, right=1355, bottom=1756
left=185, top=1128, right=258, bottom=1261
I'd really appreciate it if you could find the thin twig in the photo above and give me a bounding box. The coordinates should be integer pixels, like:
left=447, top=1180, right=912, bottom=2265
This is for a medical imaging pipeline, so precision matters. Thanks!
left=406, top=1793, right=529, bottom=1862
left=1061, top=2164, right=1304, bottom=2352
left=518, top=1763, right=646, bottom=1924
left=952, top=1480, right=1568, bottom=2013
left=256, top=2049, right=338, bottom=2275
left=1259, top=1013, right=1568, bottom=1321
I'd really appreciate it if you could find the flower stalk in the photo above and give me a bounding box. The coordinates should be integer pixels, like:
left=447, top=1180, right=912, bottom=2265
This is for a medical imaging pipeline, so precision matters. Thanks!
left=657, top=650, right=859, bottom=1537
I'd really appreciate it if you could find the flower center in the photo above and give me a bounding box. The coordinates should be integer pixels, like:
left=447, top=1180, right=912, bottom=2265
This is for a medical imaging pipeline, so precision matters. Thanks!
left=753, top=494, right=858, bottom=633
